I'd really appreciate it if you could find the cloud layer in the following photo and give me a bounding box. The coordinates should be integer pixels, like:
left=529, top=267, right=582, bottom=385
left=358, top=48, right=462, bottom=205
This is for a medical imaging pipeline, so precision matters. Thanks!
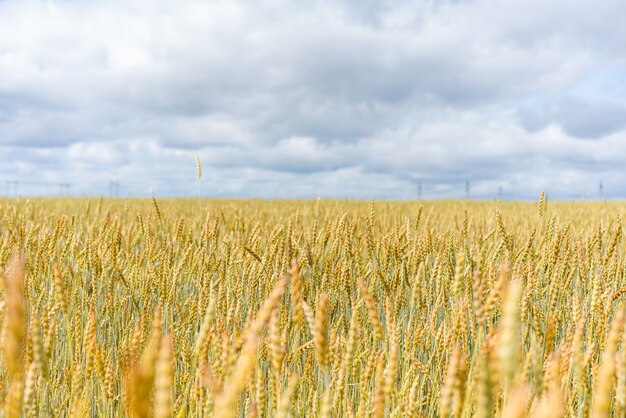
left=1, top=0, right=625, bottom=199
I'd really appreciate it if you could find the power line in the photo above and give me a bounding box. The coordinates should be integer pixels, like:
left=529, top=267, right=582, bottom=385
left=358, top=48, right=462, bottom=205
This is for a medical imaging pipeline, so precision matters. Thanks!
left=5, top=180, right=18, bottom=197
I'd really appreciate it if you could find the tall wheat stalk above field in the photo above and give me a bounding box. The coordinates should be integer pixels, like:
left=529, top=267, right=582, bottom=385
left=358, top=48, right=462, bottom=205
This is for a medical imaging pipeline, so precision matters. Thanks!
left=195, top=153, right=202, bottom=215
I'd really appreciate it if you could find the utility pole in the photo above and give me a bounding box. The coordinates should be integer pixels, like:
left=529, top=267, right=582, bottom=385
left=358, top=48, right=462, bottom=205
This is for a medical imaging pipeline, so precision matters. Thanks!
left=465, top=181, right=470, bottom=199
left=109, top=181, right=120, bottom=197
left=599, top=181, right=603, bottom=199
left=58, top=183, right=71, bottom=197
left=498, top=185, right=503, bottom=200
left=417, top=181, right=422, bottom=200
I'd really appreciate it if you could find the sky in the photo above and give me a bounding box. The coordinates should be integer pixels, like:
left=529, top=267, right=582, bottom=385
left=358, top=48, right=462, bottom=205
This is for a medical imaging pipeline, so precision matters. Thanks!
left=1, top=0, right=625, bottom=199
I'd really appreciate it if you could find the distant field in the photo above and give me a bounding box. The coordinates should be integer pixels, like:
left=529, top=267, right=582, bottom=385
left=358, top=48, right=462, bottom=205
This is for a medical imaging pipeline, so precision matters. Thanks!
left=0, top=197, right=624, bottom=417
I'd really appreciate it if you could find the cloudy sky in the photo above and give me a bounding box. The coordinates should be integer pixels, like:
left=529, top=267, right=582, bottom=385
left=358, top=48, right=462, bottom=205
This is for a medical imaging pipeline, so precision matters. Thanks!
left=1, top=0, right=625, bottom=199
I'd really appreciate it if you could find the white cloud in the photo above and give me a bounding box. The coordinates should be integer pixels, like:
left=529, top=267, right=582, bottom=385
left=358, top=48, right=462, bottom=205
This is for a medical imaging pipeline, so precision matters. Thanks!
left=0, top=0, right=625, bottom=198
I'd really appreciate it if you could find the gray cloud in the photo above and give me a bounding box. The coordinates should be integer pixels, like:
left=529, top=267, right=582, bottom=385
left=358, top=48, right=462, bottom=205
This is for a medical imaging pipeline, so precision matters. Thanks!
left=520, top=97, right=626, bottom=139
left=0, top=0, right=625, bottom=198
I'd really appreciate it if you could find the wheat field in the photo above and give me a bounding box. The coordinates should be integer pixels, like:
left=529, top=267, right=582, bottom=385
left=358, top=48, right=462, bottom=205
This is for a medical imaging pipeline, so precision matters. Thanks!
left=0, top=197, right=624, bottom=417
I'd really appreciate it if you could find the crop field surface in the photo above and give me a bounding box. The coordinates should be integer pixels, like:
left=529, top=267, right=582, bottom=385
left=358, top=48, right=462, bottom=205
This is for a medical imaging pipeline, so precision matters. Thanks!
left=0, top=197, right=624, bottom=417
